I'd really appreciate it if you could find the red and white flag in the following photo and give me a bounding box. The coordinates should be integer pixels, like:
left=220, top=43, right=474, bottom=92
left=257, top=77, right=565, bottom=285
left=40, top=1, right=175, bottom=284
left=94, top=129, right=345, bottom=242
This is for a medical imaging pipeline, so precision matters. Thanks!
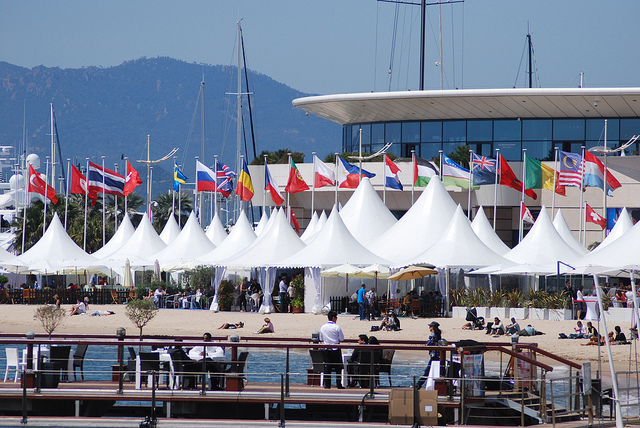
left=28, top=164, right=58, bottom=204
left=313, top=155, right=335, bottom=188
left=521, top=202, right=535, bottom=224
left=70, top=164, right=88, bottom=195
left=290, top=207, right=300, bottom=234
left=586, top=203, right=606, bottom=229
left=123, top=160, right=143, bottom=196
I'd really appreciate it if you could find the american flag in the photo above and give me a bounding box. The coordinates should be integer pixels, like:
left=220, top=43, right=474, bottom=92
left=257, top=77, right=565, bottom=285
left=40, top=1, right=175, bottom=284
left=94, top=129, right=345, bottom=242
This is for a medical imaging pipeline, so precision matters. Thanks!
left=558, top=151, right=583, bottom=187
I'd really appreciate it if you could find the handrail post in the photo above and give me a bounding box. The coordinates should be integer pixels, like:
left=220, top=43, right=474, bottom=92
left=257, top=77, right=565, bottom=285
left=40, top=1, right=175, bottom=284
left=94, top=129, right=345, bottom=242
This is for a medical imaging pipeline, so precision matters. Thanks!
left=278, top=373, right=285, bottom=428
left=21, top=368, right=27, bottom=425
left=412, top=376, right=419, bottom=428
left=285, top=347, right=290, bottom=397
left=539, top=370, right=547, bottom=423
left=200, top=351, right=207, bottom=396
left=550, top=378, right=556, bottom=428
left=150, top=370, right=157, bottom=427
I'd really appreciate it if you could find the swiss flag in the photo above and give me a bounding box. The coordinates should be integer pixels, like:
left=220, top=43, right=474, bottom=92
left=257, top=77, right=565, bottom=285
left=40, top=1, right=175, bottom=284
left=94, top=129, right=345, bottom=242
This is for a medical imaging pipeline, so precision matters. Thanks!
left=123, top=160, right=142, bottom=196
left=586, top=203, right=606, bottom=230
left=28, top=165, right=58, bottom=204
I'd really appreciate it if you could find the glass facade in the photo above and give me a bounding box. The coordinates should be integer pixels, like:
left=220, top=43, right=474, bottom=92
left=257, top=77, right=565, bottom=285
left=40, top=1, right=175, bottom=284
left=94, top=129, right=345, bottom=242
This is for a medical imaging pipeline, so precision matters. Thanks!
left=343, top=118, right=640, bottom=160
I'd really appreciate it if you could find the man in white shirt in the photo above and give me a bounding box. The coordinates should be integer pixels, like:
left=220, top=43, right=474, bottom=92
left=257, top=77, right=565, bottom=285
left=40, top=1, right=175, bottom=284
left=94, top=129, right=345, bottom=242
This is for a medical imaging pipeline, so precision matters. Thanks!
left=319, top=310, right=345, bottom=389
left=188, top=332, right=225, bottom=389
left=279, top=275, right=288, bottom=313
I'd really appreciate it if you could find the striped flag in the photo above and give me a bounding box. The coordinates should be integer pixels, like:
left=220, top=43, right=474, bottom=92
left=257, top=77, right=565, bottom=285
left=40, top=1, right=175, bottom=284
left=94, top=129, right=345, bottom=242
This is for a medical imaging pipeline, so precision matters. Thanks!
left=442, top=155, right=472, bottom=189
left=558, top=151, right=583, bottom=187
left=413, top=156, right=438, bottom=187
left=87, top=161, right=125, bottom=197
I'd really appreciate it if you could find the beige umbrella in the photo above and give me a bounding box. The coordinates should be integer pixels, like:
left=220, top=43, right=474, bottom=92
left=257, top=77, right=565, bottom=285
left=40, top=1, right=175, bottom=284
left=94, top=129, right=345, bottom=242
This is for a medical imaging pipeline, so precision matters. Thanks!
left=123, top=258, right=133, bottom=289
left=388, top=265, right=437, bottom=281
left=321, top=264, right=360, bottom=313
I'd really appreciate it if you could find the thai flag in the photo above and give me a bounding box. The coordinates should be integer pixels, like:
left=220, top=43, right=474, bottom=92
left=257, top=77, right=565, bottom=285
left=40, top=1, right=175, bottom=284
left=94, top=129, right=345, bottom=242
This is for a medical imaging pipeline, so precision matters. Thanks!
left=384, top=155, right=402, bottom=190
left=215, top=160, right=235, bottom=197
left=87, top=161, right=125, bottom=197
left=583, top=150, right=621, bottom=196
left=336, top=156, right=375, bottom=188
left=264, top=163, right=284, bottom=205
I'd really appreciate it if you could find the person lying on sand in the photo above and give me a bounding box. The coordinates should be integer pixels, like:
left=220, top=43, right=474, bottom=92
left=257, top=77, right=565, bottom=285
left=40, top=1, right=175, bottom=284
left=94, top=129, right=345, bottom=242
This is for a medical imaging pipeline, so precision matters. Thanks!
left=218, top=321, right=244, bottom=330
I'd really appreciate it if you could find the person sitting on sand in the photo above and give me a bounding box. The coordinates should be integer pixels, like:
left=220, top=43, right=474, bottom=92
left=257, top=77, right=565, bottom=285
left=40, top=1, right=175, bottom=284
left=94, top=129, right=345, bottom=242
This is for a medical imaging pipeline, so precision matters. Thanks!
left=613, top=325, right=628, bottom=344
left=504, top=318, right=520, bottom=335
left=50, top=294, right=61, bottom=309
left=582, top=332, right=610, bottom=346
left=569, top=321, right=587, bottom=339
left=491, top=317, right=504, bottom=336
left=69, top=297, right=89, bottom=316
left=254, top=317, right=274, bottom=334
left=586, top=321, right=598, bottom=339
left=218, top=321, right=244, bottom=330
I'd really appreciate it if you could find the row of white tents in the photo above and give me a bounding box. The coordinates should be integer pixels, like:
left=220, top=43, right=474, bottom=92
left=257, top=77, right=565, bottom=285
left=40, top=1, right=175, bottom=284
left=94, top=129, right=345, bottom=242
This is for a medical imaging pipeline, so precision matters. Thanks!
left=2, top=177, right=640, bottom=314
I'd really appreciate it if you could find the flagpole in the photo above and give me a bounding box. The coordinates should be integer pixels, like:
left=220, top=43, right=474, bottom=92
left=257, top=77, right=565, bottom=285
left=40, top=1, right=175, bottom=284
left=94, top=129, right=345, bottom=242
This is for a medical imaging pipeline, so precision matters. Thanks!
left=124, top=157, right=129, bottom=216
left=43, top=156, right=49, bottom=236
left=311, top=152, right=316, bottom=214
left=493, top=148, right=500, bottom=230
left=195, top=156, right=199, bottom=223
left=114, top=162, right=119, bottom=231
left=552, top=147, right=559, bottom=218
left=287, top=153, right=292, bottom=222
left=411, top=150, right=415, bottom=206
left=239, top=154, right=244, bottom=215
left=519, top=149, right=527, bottom=243
left=382, top=155, right=387, bottom=205
left=101, top=155, right=106, bottom=246
left=579, top=146, right=586, bottom=245
left=214, top=155, right=219, bottom=220
left=334, top=153, right=339, bottom=210
left=263, top=155, right=268, bottom=214
left=602, top=119, right=608, bottom=242
left=438, top=150, right=443, bottom=180
left=65, top=158, right=71, bottom=230
left=467, top=149, right=473, bottom=220
left=358, top=129, right=363, bottom=183
left=50, top=104, right=55, bottom=190
left=172, top=156, right=177, bottom=215
left=83, top=158, right=89, bottom=251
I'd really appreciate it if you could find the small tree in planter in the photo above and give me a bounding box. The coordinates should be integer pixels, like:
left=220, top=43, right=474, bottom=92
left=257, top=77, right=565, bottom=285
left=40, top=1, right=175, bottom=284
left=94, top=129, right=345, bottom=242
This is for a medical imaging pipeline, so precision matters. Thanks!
left=217, top=280, right=234, bottom=311
left=34, top=306, right=66, bottom=339
left=290, top=274, right=305, bottom=313
left=125, top=299, right=159, bottom=340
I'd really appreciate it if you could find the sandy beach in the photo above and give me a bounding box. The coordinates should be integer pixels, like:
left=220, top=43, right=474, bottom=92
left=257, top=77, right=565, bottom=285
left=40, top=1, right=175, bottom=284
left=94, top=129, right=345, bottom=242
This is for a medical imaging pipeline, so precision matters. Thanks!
left=1, top=304, right=638, bottom=375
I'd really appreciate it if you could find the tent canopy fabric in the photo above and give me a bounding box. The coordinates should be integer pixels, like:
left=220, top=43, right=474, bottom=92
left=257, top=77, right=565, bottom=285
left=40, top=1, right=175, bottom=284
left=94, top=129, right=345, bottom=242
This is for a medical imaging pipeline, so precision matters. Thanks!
left=100, top=213, right=167, bottom=268
left=205, top=212, right=228, bottom=246
left=92, top=214, right=136, bottom=259
left=369, top=178, right=457, bottom=263
left=397, top=205, right=510, bottom=269
left=196, top=210, right=257, bottom=266
left=277, top=206, right=390, bottom=269
left=159, top=213, right=181, bottom=245
left=471, top=207, right=511, bottom=256
left=591, top=207, right=633, bottom=253
left=553, top=209, right=588, bottom=255
left=253, top=209, right=270, bottom=237
left=152, top=211, right=216, bottom=271
left=339, top=177, right=397, bottom=246
left=576, top=216, right=640, bottom=269
left=504, top=206, right=581, bottom=265
left=300, top=211, right=319, bottom=242
left=301, top=210, right=327, bottom=244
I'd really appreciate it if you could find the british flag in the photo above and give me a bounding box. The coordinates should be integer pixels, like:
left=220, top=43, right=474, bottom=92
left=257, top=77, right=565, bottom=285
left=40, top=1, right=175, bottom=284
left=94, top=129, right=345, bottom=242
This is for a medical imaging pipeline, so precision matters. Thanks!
left=215, top=160, right=236, bottom=197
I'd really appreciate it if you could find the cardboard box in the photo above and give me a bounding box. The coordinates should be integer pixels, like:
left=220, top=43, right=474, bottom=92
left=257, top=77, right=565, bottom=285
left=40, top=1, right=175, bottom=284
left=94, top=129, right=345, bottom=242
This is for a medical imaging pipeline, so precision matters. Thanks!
left=389, top=388, right=438, bottom=425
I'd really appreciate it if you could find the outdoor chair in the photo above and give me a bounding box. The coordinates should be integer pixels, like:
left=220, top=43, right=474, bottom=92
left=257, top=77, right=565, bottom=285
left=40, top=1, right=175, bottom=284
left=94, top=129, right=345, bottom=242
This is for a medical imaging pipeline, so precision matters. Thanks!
left=49, top=345, right=72, bottom=382
left=4, top=348, right=23, bottom=382
left=168, top=348, right=198, bottom=389
left=356, top=349, right=381, bottom=389
left=308, top=349, right=326, bottom=386
left=378, top=349, right=395, bottom=387
left=72, top=344, right=88, bottom=381
left=138, top=352, right=161, bottom=388
left=110, top=289, right=120, bottom=304
left=224, top=351, right=249, bottom=390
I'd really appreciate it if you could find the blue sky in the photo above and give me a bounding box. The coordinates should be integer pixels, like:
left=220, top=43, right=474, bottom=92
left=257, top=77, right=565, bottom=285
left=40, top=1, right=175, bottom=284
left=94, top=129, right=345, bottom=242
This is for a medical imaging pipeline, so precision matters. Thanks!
left=1, top=0, right=639, bottom=95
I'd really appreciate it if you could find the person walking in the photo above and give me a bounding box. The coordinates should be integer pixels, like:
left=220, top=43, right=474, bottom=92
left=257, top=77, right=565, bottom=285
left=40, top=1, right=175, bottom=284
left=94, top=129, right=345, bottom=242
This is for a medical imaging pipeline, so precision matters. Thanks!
left=319, top=310, right=345, bottom=389
left=357, top=284, right=366, bottom=320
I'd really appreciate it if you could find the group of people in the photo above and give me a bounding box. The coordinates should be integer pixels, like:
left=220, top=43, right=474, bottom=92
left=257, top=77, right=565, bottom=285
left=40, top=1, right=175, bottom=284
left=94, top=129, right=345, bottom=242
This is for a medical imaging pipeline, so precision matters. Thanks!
left=355, top=284, right=379, bottom=321
left=237, top=277, right=262, bottom=312
left=559, top=320, right=631, bottom=345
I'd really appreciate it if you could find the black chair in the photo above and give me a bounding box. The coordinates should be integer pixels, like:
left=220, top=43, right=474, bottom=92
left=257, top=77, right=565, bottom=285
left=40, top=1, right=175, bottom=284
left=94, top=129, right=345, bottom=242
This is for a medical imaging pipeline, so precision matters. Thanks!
left=72, top=344, right=88, bottom=381
left=49, top=345, right=72, bottom=382
left=378, top=349, right=395, bottom=387
left=138, top=352, right=160, bottom=388
left=224, top=351, right=249, bottom=390
left=309, top=349, right=326, bottom=386
left=123, top=347, right=137, bottom=382
left=168, top=348, right=198, bottom=389
left=356, top=350, right=381, bottom=389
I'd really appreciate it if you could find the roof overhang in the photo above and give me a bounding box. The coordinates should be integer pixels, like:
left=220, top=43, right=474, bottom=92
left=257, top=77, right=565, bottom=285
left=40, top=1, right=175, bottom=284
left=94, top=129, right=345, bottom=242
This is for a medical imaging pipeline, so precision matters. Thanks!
left=292, top=88, right=640, bottom=125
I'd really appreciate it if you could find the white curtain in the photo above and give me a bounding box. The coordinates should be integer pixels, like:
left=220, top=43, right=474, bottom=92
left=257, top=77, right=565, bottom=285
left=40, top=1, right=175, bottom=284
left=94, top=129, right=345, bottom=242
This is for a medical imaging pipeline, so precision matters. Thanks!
left=259, top=267, right=277, bottom=314
left=304, top=267, right=322, bottom=314
left=210, top=265, right=227, bottom=311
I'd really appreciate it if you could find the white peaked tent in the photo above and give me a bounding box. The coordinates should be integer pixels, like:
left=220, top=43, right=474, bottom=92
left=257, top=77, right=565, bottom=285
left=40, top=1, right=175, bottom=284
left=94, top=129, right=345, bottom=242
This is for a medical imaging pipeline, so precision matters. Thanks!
left=253, top=209, right=270, bottom=237
left=159, top=214, right=181, bottom=245
left=369, top=178, right=457, bottom=263
left=504, top=206, right=581, bottom=265
left=152, top=211, right=216, bottom=271
left=575, top=217, right=640, bottom=268
left=471, top=207, right=511, bottom=256
left=279, top=206, right=391, bottom=313
left=339, top=177, right=397, bottom=246
left=205, top=212, right=228, bottom=246
left=399, top=205, right=509, bottom=268
left=303, top=211, right=328, bottom=243
left=553, top=210, right=588, bottom=255
left=100, top=213, right=167, bottom=268
left=300, top=211, right=319, bottom=242
left=196, top=210, right=257, bottom=266
left=591, top=207, right=633, bottom=253
left=19, top=213, right=106, bottom=273
left=92, top=214, right=136, bottom=259
left=0, top=246, right=26, bottom=271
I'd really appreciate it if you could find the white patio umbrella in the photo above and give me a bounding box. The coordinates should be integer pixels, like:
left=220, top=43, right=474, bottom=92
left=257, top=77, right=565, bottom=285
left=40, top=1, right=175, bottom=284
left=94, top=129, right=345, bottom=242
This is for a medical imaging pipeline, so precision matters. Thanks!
left=123, top=258, right=133, bottom=289
left=321, top=264, right=361, bottom=313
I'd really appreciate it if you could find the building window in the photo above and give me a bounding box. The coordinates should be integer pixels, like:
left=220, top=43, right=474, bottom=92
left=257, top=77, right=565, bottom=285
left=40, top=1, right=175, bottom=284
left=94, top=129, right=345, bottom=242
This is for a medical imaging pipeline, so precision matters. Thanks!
left=372, top=123, right=385, bottom=145
left=443, top=121, right=466, bottom=142
left=421, top=121, right=442, bottom=142
left=467, top=120, right=492, bottom=142
left=386, top=122, right=401, bottom=144
left=586, top=119, right=619, bottom=141
left=553, top=119, right=585, bottom=141
left=402, top=122, right=421, bottom=143
left=523, top=141, right=553, bottom=161
left=494, top=120, right=521, bottom=142
left=495, top=141, right=521, bottom=161
left=522, top=119, right=552, bottom=141
left=420, top=142, right=442, bottom=161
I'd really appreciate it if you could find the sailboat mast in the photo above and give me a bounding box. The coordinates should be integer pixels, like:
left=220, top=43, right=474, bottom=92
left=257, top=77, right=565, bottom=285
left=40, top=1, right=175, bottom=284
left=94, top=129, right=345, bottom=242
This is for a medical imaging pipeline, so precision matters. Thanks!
left=236, top=21, right=243, bottom=217
left=50, top=104, right=55, bottom=190
left=200, top=78, right=205, bottom=224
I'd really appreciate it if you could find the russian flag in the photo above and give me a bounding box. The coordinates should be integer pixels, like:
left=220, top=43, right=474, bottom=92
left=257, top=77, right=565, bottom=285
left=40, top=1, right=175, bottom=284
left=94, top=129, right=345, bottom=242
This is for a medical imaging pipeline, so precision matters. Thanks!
left=336, top=156, right=375, bottom=188
left=195, top=160, right=217, bottom=192
left=265, top=163, right=284, bottom=205
left=583, top=150, right=621, bottom=196
left=384, top=155, right=402, bottom=190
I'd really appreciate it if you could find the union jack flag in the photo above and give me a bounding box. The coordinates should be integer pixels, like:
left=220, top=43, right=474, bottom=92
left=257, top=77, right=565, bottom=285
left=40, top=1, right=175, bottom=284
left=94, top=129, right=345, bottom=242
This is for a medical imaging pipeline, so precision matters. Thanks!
left=215, top=160, right=236, bottom=197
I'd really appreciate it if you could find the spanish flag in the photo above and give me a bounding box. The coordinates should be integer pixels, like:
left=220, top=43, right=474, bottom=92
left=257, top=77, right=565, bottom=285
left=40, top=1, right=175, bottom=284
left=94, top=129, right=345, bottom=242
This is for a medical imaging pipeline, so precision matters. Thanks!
left=235, top=158, right=254, bottom=201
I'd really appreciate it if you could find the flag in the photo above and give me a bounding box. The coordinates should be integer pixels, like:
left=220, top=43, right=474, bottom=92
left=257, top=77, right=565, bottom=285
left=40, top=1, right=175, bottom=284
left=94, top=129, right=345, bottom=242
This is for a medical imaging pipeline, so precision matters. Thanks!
left=290, top=207, right=300, bottom=234
left=586, top=203, right=606, bottom=229
left=195, top=160, right=218, bottom=192
left=284, top=158, right=309, bottom=193
left=88, top=161, right=125, bottom=197
left=336, top=156, right=375, bottom=188
left=313, top=155, right=335, bottom=188
left=173, top=162, right=188, bottom=192
left=215, top=160, right=235, bottom=197
left=521, top=202, right=535, bottom=224
left=265, top=163, right=284, bottom=206
left=70, top=164, right=88, bottom=195
left=413, top=156, right=438, bottom=187
left=235, top=158, right=254, bottom=201
left=524, top=157, right=566, bottom=196
left=499, top=154, right=538, bottom=199
left=124, top=160, right=142, bottom=196
left=441, top=155, right=472, bottom=189
left=471, top=153, right=497, bottom=186
left=384, top=155, right=403, bottom=190
left=558, top=151, right=583, bottom=187
left=583, top=150, right=621, bottom=196
left=28, top=164, right=58, bottom=204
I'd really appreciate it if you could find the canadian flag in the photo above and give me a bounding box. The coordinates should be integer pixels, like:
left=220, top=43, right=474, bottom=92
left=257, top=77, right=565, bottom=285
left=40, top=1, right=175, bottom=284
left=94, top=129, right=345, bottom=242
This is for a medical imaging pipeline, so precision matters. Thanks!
left=521, top=202, right=535, bottom=224
left=586, top=203, right=606, bottom=230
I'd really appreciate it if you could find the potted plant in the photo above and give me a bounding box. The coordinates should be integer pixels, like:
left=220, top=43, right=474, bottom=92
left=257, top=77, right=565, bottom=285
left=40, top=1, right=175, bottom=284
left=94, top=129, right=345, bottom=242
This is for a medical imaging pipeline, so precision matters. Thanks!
left=290, top=274, right=305, bottom=313
left=217, top=280, right=234, bottom=311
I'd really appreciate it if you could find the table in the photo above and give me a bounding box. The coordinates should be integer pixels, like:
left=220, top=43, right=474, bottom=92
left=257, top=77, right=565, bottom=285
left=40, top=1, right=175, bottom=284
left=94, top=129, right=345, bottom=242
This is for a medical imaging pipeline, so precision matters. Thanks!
left=22, top=346, right=73, bottom=378
left=582, top=296, right=599, bottom=321
left=135, top=352, right=175, bottom=389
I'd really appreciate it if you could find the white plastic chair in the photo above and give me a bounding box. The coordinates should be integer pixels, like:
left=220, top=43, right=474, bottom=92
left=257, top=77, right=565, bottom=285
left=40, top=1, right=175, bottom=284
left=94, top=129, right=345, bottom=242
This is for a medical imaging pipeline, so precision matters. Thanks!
left=4, top=348, right=22, bottom=382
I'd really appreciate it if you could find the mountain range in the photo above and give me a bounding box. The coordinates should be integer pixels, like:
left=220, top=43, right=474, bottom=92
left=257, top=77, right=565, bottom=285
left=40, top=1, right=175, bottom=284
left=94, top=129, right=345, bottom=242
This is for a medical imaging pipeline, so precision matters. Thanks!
left=0, top=57, right=340, bottom=195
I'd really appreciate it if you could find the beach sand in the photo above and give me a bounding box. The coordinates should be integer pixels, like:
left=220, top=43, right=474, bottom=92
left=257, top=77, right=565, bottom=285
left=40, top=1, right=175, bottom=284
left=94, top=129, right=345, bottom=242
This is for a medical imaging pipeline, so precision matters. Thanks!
left=1, top=304, right=638, bottom=373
